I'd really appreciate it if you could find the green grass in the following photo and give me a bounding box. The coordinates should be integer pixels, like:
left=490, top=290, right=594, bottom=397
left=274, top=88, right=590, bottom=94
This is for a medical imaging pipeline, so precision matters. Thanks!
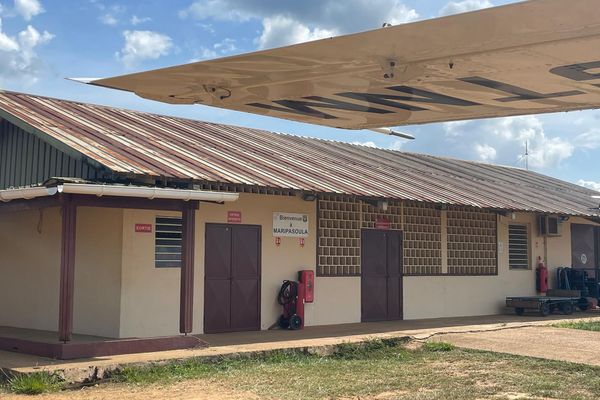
left=422, top=341, right=455, bottom=352
left=2, top=372, right=63, bottom=395
left=107, top=339, right=600, bottom=400
left=554, top=320, right=600, bottom=332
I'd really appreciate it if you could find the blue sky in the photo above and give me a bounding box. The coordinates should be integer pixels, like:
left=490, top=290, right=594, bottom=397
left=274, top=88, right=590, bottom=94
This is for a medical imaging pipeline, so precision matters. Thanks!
left=1, top=0, right=599, bottom=191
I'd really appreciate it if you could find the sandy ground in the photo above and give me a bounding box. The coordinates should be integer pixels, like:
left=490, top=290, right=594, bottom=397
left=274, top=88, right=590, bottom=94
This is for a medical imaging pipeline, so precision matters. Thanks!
left=433, top=325, right=600, bottom=366
left=3, top=380, right=262, bottom=400
left=3, top=318, right=600, bottom=399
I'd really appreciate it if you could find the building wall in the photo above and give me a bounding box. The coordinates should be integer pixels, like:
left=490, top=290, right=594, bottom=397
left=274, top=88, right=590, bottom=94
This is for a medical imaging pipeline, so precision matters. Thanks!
left=1, top=195, right=598, bottom=339
left=404, top=213, right=599, bottom=319
left=119, top=209, right=183, bottom=338
left=118, top=193, right=327, bottom=337
left=0, top=207, right=123, bottom=337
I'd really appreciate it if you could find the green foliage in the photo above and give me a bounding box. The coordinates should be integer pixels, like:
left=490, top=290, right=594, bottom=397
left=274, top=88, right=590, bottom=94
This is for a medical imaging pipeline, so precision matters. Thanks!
left=25, top=337, right=600, bottom=400
left=554, top=320, right=600, bottom=332
left=6, top=372, right=63, bottom=395
left=422, top=341, right=455, bottom=352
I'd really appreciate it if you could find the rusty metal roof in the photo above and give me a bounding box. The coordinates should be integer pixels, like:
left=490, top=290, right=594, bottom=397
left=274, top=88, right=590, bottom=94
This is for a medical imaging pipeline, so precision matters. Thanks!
left=0, top=90, right=598, bottom=217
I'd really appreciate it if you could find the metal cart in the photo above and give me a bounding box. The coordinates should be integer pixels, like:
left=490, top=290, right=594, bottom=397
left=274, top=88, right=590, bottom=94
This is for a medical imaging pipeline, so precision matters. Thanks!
left=506, top=295, right=585, bottom=317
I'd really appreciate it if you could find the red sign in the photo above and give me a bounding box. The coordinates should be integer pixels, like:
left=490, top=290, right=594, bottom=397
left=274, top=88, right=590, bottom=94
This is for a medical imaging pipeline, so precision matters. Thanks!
left=135, top=223, right=152, bottom=233
left=227, top=211, right=242, bottom=223
left=375, top=218, right=391, bottom=230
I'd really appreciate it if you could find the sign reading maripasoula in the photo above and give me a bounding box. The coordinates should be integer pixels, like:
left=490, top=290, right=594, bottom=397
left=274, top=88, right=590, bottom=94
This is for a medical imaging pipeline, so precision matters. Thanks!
left=273, top=212, right=309, bottom=237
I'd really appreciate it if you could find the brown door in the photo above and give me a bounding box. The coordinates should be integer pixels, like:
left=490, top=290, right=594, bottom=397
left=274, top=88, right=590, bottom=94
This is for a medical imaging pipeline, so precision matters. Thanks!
left=571, top=224, right=596, bottom=269
left=204, top=224, right=261, bottom=333
left=361, top=229, right=403, bottom=322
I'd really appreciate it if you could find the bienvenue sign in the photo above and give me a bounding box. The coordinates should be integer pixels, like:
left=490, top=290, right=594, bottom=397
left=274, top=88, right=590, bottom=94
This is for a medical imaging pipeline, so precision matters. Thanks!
left=273, top=212, right=309, bottom=238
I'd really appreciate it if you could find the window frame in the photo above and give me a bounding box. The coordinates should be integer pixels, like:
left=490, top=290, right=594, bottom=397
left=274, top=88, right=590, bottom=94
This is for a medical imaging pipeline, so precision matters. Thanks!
left=508, top=223, right=531, bottom=270
left=155, top=215, right=183, bottom=268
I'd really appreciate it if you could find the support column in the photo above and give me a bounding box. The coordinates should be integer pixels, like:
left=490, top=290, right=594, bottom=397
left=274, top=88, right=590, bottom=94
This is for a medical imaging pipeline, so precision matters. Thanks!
left=58, top=195, right=77, bottom=343
left=179, top=201, right=196, bottom=334
left=441, top=209, right=448, bottom=274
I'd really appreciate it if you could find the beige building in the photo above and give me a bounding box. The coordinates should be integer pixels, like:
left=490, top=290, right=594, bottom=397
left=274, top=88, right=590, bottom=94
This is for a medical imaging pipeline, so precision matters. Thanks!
left=0, top=90, right=599, bottom=359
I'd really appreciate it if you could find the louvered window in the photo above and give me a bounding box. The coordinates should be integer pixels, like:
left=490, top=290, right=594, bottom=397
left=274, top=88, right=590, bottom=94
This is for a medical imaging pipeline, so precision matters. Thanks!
left=508, top=224, right=529, bottom=269
left=155, top=216, right=182, bottom=268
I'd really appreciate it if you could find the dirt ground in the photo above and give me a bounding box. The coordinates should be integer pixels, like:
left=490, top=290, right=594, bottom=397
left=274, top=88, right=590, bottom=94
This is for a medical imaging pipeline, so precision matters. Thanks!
left=3, top=380, right=261, bottom=400
left=433, top=325, right=600, bottom=366
left=3, top=322, right=600, bottom=399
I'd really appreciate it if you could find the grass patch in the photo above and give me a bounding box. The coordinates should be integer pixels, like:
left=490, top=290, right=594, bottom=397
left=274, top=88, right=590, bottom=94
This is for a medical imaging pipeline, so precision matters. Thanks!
left=4, top=372, right=63, bottom=395
left=554, top=320, right=600, bottom=332
left=422, top=341, right=455, bottom=352
left=106, top=338, right=600, bottom=400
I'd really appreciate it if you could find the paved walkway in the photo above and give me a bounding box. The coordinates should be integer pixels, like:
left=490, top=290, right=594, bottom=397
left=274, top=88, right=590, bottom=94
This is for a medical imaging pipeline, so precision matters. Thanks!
left=2, top=313, right=599, bottom=382
left=435, top=324, right=600, bottom=366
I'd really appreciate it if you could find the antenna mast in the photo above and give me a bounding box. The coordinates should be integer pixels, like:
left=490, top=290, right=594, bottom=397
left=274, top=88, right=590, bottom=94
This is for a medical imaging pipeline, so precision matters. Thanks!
left=524, top=141, right=529, bottom=170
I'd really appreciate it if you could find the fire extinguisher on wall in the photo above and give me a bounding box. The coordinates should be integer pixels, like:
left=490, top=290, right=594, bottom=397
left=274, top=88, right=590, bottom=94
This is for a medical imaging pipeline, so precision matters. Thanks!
left=536, top=256, right=548, bottom=293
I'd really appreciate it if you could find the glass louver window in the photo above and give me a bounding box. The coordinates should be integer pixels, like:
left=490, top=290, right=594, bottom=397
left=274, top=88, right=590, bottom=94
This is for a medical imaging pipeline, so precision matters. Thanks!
left=155, top=216, right=182, bottom=268
left=508, top=224, right=529, bottom=269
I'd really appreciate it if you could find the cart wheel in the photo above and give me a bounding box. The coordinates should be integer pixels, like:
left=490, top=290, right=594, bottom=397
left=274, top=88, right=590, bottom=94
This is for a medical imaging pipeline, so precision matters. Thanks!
left=560, top=302, right=574, bottom=315
left=539, top=302, right=551, bottom=317
left=289, top=314, right=302, bottom=330
left=578, top=299, right=589, bottom=311
left=515, top=307, right=525, bottom=316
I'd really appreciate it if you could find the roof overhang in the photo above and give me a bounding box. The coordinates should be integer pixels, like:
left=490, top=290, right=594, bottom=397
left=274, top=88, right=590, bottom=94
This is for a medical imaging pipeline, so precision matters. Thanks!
left=0, top=183, right=239, bottom=203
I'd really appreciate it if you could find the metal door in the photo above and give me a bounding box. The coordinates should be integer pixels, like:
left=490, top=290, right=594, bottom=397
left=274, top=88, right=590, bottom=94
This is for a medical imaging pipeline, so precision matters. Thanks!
left=361, top=229, right=403, bottom=322
left=571, top=224, right=596, bottom=269
left=204, top=224, right=261, bottom=333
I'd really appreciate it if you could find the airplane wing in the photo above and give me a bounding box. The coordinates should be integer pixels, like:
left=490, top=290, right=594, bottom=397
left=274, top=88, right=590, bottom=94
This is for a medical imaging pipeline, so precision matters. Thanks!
left=81, top=0, right=600, bottom=130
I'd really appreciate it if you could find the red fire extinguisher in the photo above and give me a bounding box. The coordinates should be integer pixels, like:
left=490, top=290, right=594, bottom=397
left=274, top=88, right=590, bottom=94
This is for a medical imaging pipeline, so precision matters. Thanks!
left=536, top=257, right=548, bottom=293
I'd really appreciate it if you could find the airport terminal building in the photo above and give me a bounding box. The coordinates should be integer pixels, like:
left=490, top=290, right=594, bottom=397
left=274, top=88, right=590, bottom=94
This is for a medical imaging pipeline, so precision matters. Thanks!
left=0, top=90, right=599, bottom=359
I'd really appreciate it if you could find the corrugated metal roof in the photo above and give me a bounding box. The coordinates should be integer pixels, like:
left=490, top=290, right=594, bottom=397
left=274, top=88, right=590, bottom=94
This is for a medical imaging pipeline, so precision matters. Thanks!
left=0, top=90, right=598, bottom=217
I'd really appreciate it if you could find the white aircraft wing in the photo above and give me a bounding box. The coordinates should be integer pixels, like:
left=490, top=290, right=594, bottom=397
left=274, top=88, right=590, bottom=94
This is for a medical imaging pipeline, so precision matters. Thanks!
left=81, top=0, right=600, bottom=129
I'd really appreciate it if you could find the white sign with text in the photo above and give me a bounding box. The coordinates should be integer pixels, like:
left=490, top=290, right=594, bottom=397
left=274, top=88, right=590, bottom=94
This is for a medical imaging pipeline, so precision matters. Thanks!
left=273, top=212, right=309, bottom=237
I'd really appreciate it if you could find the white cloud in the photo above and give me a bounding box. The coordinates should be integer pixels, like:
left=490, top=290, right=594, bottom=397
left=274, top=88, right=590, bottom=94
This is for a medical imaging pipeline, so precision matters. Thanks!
left=474, top=143, right=497, bottom=161
left=574, top=128, right=600, bottom=150
left=192, top=47, right=216, bottom=61
left=491, top=116, right=574, bottom=169
left=437, top=116, right=574, bottom=170
left=439, top=0, right=493, bottom=16
left=0, top=19, right=19, bottom=51
left=257, top=15, right=335, bottom=49
left=213, top=37, right=236, bottom=53
left=131, top=15, right=152, bottom=26
left=389, top=140, right=404, bottom=151
left=443, top=120, right=470, bottom=137
left=99, top=13, right=118, bottom=25
left=351, top=139, right=406, bottom=151
left=14, top=0, right=44, bottom=21
left=179, top=0, right=252, bottom=22
left=180, top=1, right=419, bottom=50
left=577, top=180, right=600, bottom=192
left=386, top=4, right=419, bottom=25
left=0, top=18, right=53, bottom=84
left=116, top=30, right=173, bottom=68
left=96, top=4, right=126, bottom=26
left=352, top=141, right=377, bottom=148
left=191, top=37, right=237, bottom=61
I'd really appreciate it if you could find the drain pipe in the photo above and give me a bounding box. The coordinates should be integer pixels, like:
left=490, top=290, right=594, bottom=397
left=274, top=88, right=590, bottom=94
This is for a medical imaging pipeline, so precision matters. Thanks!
left=57, top=183, right=239, bottom=202
left=0, top=184, right=239, bottom=203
